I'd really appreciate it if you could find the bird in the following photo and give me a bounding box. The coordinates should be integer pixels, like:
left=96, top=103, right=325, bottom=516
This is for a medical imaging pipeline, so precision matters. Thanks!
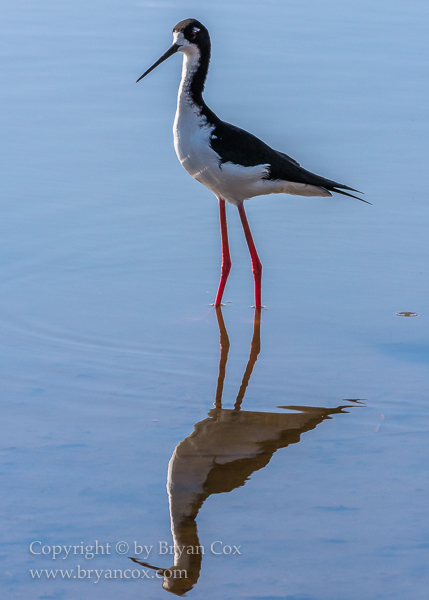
left=136, top=18, right=365, bottom=308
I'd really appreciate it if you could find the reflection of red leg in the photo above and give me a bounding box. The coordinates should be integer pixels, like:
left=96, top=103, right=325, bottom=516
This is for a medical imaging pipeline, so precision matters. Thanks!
left=234, top=307, right=261, bottom=410
left=237, top=202, right=262, bottom=308
left=214, top=306, right=230, bottom=409
left=214, top=198, right=231, bottom=307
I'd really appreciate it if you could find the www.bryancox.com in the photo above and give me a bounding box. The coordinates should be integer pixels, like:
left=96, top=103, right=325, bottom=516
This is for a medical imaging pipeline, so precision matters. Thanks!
left=30, top=565, right=187, bottom=583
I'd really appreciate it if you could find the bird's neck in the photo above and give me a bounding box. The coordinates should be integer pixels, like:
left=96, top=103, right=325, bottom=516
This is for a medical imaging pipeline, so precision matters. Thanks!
left=177, top=44, right=213, bottom=119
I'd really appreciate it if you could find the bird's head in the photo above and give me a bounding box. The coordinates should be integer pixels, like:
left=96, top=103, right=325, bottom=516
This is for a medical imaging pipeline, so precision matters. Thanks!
left=172, top=19, right=210, bottom=54
left=136, top=19, right=210, bottom=82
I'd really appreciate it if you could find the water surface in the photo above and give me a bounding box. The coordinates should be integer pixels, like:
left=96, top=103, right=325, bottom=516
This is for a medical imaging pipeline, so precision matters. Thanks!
left=1, top=0, right=429, bottom=599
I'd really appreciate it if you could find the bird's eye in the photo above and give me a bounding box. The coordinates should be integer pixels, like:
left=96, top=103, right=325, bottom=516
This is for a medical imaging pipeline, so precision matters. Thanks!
left=189, top=27, right=200, bottom=39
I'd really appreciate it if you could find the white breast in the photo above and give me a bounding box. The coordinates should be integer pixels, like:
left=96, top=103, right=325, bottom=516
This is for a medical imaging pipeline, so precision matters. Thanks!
left=173, top=105, right=218, bottom=187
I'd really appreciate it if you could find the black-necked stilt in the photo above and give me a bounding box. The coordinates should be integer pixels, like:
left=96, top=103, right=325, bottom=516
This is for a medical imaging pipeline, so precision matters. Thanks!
left=137, top=18, right=365, bottom=308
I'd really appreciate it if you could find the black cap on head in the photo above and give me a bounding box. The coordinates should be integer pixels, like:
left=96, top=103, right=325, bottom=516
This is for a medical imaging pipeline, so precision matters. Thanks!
left=173, top=18, right=209, bottom=46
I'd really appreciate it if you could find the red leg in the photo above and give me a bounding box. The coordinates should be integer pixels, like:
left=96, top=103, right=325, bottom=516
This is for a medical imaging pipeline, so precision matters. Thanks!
left=237, top=202, right=262, bottom=308
left=214, top=198, right=231, bottom=307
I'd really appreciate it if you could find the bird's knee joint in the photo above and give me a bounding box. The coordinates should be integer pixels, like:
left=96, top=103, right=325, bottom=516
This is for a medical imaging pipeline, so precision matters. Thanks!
left=252, top=262, right=262, bottom=278
left=222, top=260, right=232, bottom=274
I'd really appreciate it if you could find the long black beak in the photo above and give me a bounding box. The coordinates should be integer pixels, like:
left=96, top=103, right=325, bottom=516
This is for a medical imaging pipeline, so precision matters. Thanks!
left=129, top=557, right=165, bottom=574
left=136, top=43, right=180, bottom=83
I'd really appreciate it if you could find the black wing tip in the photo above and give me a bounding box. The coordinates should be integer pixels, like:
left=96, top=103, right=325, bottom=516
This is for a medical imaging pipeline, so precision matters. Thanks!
left=333, top=183, right=363, bottom=194
left=332, top=187, right=371, bottom=204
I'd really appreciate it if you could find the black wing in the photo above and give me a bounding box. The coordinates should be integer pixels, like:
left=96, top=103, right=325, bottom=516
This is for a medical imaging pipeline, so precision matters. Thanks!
left=210, top=121, right=366, bottom=202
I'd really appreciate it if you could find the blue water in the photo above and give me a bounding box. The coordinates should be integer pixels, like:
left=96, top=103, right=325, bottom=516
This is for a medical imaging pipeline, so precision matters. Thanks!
left=1, top=0, right=429, bottom=598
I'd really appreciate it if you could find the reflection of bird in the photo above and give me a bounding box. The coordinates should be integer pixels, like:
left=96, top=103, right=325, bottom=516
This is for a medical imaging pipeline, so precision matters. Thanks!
left=130, top=309, right=361, bottom=595
left=137, top=18, right=365, bottom=308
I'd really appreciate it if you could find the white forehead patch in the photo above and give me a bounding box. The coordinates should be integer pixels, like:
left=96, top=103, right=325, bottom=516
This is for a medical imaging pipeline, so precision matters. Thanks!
left=173, top=31, right=185, bottom=45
